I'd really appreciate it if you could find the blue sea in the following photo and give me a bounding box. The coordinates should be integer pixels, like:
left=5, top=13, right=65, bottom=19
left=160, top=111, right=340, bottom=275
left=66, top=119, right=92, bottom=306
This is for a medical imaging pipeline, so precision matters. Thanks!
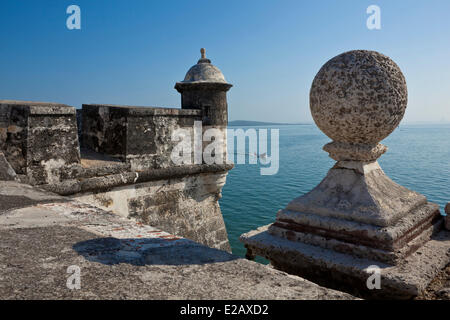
left=220, top=124, right=450, bottom=258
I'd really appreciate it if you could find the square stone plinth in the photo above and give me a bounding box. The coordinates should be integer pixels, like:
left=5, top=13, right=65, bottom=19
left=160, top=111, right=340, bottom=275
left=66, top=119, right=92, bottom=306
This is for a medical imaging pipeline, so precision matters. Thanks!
left=240, top=225, right=450, bottom=299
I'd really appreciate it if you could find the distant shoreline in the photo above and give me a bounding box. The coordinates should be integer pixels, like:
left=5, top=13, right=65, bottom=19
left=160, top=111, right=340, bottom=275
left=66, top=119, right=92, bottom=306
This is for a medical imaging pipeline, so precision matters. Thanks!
left=228, top=120, right=450, bottom=127
left=228, top=120, right=312, bottom=126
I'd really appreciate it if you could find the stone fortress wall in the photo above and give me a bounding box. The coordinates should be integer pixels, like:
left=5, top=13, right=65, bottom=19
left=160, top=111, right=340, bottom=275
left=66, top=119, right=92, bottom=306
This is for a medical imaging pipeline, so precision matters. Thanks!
left=0, top=49, right=233, bottom=252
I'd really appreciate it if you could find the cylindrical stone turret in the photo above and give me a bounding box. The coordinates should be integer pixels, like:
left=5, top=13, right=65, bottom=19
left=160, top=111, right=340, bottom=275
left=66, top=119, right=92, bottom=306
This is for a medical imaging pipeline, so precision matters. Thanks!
left=175, top=48, right=232, bottom=126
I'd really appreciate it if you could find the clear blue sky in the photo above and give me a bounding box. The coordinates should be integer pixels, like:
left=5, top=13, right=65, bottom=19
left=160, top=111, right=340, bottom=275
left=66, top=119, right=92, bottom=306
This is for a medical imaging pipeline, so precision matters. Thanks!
left=0, top=0, right=449, bottom=123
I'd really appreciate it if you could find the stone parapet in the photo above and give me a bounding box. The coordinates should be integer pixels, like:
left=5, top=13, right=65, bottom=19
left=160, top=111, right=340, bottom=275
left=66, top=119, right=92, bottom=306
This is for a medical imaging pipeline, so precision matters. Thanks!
left=81, top=104, right=203, bottom=171
left=0, top=100, right=81, bottom=185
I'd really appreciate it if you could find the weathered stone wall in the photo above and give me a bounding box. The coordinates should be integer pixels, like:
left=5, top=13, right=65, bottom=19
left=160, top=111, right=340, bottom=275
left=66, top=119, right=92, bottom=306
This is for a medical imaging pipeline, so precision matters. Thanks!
left=0, top=100, right=233, bottom=251
left=0, top=102, right=28, bottom=174
left=71, top=172, right=231, bottom=251
left=81, top=104, right=203, bottom=170
left=177, top=84, right=229, bottom=126
left=0, top=100, right=81, bottom=184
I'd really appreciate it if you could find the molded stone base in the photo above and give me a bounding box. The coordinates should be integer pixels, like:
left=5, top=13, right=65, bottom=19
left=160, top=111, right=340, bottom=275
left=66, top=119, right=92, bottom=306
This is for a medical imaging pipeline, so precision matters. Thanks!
left=271, top=202, right=443, bottom=264
left=240, top=226, right=450, bottom=299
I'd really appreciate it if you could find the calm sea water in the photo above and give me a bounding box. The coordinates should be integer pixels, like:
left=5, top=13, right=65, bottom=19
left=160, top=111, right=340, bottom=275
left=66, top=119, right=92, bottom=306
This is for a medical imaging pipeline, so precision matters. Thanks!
left=220, top=124, right=450, bottom=258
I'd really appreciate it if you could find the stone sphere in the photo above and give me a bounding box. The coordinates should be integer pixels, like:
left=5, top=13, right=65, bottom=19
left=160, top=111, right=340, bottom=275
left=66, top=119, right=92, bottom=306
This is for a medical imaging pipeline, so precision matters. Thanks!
left=310, top=50, right=407, bottom=145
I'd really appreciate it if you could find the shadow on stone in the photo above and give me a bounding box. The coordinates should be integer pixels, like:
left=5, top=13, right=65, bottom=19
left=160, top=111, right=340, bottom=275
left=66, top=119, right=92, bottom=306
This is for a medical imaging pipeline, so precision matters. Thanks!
left=73, top=237, right=239, bottom=266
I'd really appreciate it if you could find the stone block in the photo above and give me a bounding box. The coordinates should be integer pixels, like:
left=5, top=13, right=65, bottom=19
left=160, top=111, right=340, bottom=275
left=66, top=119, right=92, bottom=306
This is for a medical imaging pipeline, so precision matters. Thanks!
left=0, top=152, right=17, bottom=181
left=0, top=100, right=81, bottom=184
left=82, top=104, right=202, bottom=170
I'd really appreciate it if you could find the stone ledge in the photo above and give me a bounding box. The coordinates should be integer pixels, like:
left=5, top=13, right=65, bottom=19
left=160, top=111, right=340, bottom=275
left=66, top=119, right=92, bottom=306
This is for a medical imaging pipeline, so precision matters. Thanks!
left=0, top=100, right=76, bottom=115
left=276, top=202, right=440, bottom=249
left=0, top=182, right=356, bottom=300
left=240, top=225, right=450, bottom=299
left=82, top=104, right=202, bottom=117
left=40, top=164, right=234, bottom=196
left=175, top=81, right=233, bottom=92
left=269, top=220, right=440, bottom=265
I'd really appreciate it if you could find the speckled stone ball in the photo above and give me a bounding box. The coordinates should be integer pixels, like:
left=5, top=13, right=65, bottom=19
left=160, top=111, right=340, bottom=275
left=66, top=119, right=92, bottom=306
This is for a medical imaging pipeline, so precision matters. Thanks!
left=310, top=50, right=408, bottom=145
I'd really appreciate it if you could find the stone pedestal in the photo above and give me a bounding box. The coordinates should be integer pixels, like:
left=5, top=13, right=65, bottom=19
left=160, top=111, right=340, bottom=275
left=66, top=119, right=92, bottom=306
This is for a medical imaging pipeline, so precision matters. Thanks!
left=240, top=50, right=450, bottom=299
left=270, top=161, right=443, bottom=265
